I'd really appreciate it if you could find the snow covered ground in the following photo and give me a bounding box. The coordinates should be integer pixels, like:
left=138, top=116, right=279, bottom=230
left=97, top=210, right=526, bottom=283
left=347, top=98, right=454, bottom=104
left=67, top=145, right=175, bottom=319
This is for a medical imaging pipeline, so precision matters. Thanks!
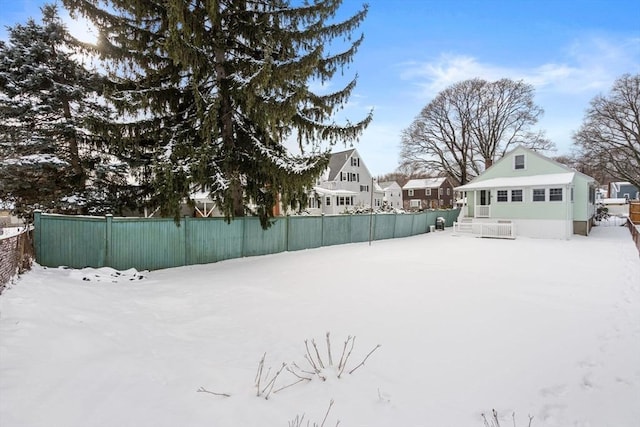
left=1, top=222, right=639, bottom=427
left=0, top=227, right=28, bottom=240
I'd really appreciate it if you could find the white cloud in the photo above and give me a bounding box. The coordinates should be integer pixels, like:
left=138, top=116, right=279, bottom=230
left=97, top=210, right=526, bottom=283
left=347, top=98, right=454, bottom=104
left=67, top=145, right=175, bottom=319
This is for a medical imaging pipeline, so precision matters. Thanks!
left=400, top=35, right=640, bottom=98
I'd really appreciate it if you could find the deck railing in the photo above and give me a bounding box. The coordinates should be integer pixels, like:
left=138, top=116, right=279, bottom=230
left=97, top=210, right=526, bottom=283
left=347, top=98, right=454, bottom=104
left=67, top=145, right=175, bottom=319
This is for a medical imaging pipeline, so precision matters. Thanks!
left=475, top=205, right=491, bottom=218
left=453, top=220, right=515, bottom=239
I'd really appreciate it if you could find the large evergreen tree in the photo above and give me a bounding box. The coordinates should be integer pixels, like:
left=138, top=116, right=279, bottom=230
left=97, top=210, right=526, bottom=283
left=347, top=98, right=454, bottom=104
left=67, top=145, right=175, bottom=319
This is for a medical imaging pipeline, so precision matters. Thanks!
left=63, top=0, right=372, bottom=226
left=0, top=4, right=135, bottom=219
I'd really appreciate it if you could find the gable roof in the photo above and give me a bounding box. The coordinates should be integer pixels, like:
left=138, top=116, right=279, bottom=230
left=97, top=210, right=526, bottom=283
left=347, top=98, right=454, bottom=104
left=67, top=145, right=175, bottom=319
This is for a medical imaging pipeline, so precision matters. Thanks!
left=491, top=145, right=595, bottom=181
left=403, top=178, right=447, bottom=190
left=378, top=181, right=401, bottom=190
left=327, top=149, right=356, bottom=181
left=456, top=172, right=575, bottom=190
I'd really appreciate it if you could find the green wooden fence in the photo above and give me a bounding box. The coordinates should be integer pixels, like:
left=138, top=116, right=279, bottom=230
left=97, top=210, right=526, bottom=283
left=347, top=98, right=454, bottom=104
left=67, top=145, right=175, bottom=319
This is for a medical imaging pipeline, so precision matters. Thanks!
left=33, top=209, right=460, bottom=271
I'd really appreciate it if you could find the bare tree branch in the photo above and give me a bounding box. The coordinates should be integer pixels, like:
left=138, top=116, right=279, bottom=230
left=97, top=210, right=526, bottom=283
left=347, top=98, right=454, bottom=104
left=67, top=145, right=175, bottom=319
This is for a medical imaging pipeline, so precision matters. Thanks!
left=574, top=73, right=640, bottom=190
left=399, top=78, right=552, bottom=184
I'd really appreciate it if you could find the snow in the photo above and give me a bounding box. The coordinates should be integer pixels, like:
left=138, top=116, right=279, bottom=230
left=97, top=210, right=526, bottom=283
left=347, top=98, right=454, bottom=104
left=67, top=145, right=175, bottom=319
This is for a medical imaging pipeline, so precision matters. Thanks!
left=403, top=177, right=447, bottom=189
left=0, top=227, right=27, bottom=240
left=456, top=172, right=575, bottom=190
left=1, top=224, right=639, bottom=427
left=602, top=198, right=629, bottom=205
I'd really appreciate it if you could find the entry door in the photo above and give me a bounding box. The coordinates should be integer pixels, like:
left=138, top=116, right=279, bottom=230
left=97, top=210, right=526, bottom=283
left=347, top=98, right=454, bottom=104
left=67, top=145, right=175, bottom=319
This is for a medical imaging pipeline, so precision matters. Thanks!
left=479, top=190, right=490, bottom=205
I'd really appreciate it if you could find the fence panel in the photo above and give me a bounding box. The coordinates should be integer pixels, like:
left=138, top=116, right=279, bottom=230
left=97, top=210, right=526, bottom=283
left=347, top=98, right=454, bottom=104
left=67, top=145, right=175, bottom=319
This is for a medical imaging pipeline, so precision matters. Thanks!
left=34, top=209, right=459, bottom=271
left=631, top=202, right=640, bottom=224
left=243, top=217, right=287, bottom=257
left=374, top=215, right=395, bottom=240
left=186, top=218, right=243, bottom=265
left=394, top=214, right=414, bottom=238
left=350, top=215, right=373, bottom=243
left=36, top=215, right=105, bottom=268
left=322, top=216, right=351, bottom=246
left=110, top=218, right=186, bottom=270
left=287, top=216, right=323, bottom=251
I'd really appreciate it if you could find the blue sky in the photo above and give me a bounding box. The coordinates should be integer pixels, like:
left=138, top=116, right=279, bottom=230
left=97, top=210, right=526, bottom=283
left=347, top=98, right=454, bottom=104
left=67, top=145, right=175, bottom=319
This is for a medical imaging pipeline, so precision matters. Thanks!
left=1, top=0, right=639, bottom=176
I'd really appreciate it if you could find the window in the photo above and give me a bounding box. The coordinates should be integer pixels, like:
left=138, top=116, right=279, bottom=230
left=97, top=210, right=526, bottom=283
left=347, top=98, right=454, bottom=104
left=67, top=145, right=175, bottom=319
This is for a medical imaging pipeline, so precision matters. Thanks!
left=337, top=196, right=354, bottom=206
left=408, top=189, right=414, bottom=196
left=511, top=189, right=523, bottom=202
left=497, top=190, right=508, bottom=202
left=326, top=197, right=331, bottom=206
left=351, top=157, right=360, bottom=167
left=426, top=188, right=431, bottom=196
left=410, top=199, right=421, bottom=208
left=359, top=185, right=369, bottom=192
left=532, top=188, right=545, bottom=202
left=571, top=188, right=574, bottom=202
left=439, top=188, right=443, bottom=196
left=446, top=188, right=451, bottom=195
left=514, top=154, right=525, bottom=170
left=549, top=188, right=563, bottom=201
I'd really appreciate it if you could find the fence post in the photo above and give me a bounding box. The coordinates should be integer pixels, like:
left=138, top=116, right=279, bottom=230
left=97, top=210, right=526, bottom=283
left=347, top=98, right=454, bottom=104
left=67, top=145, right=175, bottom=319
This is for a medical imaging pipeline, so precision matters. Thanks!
left=105, top=214, right=112, bottom=267
left=241, top=216, right=246, bottom=258
left=33, top=210, right=42, bottom=264
left=285, top=215, right=290, bottom=252
left=184, top=216, right=190, bottom=266
left=321, top=214, right=325, bottom=247
left=393, top=212, right=398, bottom=238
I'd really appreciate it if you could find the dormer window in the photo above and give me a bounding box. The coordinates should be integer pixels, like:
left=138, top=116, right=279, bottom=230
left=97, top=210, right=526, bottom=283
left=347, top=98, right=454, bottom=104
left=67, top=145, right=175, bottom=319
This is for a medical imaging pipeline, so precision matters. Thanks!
left=514, top=154, right=525, bottom=170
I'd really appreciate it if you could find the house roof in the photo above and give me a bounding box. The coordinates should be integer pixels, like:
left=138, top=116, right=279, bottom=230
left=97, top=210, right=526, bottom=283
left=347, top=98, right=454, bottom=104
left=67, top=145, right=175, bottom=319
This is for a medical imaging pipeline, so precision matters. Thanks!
left=456, top=172, right=576, bottom=190
left=313, top=186, right=358, bottom=196
left=378, top=181, right=400, bottom=190
left=403, top=178, right=447, bottom=189
left=326, top=149, right=356, bottom=181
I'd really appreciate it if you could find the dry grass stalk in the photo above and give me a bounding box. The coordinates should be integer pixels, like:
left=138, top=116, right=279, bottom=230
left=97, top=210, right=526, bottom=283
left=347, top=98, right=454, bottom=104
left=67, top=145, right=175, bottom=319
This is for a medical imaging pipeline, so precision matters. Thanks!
left=196, top=386, right=230, bottom=397
left=288, top=399, right=340, bottom=427
left=482, top=409, right=534, bottom=427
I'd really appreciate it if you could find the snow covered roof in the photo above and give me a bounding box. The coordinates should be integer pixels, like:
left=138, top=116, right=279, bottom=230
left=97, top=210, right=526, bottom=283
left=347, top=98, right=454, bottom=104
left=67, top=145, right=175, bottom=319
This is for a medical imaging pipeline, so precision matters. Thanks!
left=191, top=191, right=213, bottom=202
left=313, top=187, right=358, bottom=196
left=601, top=198, right=628, bottom=205
left=455, top=172, right=575, bottom=191
left=378, top=181, right=400, bottom=190
left=403, top=178, right=447, bottom=189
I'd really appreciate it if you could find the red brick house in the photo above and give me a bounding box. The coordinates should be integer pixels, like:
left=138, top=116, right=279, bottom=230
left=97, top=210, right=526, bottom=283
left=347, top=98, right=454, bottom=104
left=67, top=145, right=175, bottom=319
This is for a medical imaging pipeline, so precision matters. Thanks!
left=402, top=178, right=455, bottom=211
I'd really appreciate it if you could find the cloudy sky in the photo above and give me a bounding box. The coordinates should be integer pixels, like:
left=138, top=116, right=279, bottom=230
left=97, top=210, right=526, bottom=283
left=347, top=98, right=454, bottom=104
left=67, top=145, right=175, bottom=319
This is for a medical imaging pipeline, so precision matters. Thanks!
left=1, top=0, right=639, bottom=175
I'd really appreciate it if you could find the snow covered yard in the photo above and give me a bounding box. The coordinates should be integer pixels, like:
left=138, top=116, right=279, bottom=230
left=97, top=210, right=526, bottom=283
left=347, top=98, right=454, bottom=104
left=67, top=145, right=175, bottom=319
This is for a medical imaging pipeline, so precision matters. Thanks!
left=1, top=224, right=639, bottom=427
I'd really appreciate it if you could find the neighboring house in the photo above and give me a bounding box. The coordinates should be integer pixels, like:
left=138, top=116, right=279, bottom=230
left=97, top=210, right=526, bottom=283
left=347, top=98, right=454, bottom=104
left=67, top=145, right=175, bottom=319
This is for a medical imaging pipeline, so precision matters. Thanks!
left=455, top=145, right=597, bottom=239
left=378, top=181, right=403, bottom=209
left=608, top=181, right=639, bottom=201
left=0, top=201, right=23, bottom=226
left=307, top=148, right=384, bottom=215
left=402, top=178, right=455, bottom=211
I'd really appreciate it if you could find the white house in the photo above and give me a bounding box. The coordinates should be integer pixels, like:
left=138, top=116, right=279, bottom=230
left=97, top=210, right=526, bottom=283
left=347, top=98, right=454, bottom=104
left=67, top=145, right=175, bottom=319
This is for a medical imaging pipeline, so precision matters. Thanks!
left=307, top=148, right=384, bottom=215
left=455, top=145, right=597, bottom=239
left=378, top=181, right=403, bottom=209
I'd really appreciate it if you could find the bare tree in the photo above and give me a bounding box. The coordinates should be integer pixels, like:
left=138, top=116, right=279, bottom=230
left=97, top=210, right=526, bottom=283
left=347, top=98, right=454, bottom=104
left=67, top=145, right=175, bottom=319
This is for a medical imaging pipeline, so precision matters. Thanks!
left=399, top=78, right=552, bottom=184
left=573, top=73, right=640, bottom=190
